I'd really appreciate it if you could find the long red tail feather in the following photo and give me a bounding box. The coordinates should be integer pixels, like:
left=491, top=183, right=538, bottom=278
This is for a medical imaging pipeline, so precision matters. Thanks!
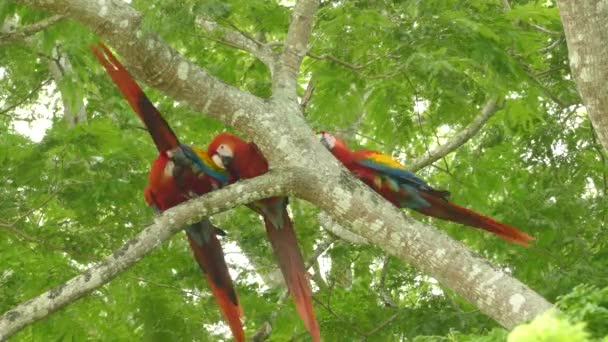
left=90, top=42, right=179, bottom=152
left=262, top=208, right=320, bottom=342
left=186, top=222, right=244, bottom=342
left=418, top=194, right=534, bottom=246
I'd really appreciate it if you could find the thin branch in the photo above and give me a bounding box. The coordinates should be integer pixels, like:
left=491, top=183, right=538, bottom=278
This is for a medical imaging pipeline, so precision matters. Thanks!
left=0, top=79, right=52, bottom=117
left=530, top=23, right=561, bottom=36
left=312, top=296, right=366, bottom=336
left=13, top=0, right=265, bottom=129
left=318, top=212, right=370, bottom=245
left=378, top=256, right=397, bottom=308
left=0, top=15, right=65, bottom=44
left=0, top=172, right=292, bottom=340
left=306, top=52, right=380, bottom=71
left=363, top=312, right=401, bottom=337
left=273, top=0, right=320, bottom=98
left=300, top=77, right=316, bottom=112
left=195, top=16, right=276, bottom=69
left=408, top=98, right=503, bottom=172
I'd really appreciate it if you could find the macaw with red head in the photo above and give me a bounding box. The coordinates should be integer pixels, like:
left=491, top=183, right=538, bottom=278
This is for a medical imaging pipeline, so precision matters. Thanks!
left=207, top=133, right=321, bottom=342
left=319, top=132, right=534, bottom=246
left=91, top=42, right=245, bottom=341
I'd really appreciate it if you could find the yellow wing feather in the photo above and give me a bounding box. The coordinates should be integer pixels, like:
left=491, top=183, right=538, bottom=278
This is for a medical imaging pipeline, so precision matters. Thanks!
left=366, top=151, right=408, bottom=170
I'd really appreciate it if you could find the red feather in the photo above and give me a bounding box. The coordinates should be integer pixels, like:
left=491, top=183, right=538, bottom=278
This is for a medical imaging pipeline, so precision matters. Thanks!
left=90, top=42, right=179, bottom=152
left=208, top=133, right=320, bottom=341
left=93, top=44, right=245, bottom=341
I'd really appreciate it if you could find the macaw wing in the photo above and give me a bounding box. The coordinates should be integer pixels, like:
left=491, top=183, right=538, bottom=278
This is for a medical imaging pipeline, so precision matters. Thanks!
left=91, top=42, right=179, bottom=152
left=177, top=145, right=229, bottom=185
left=356, top=151, right=430, bottom=190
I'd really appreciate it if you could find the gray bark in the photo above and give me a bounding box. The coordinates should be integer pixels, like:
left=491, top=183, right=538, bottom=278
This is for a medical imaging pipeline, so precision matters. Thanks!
left=558, top=0, right=608, bottom=153
left=3, top=0, right=554, bottom=338
left=0, top=172, right=292, bottom=340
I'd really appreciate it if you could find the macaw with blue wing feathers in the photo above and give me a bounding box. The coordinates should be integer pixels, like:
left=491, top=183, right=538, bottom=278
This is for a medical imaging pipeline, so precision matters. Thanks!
left=91, top=42, right=245, bottom=342
left=320, top=132, right=534, bottom=246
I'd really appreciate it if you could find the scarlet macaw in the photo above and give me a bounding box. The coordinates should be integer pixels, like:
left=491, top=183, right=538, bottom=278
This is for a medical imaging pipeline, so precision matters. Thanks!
left=90, top=43, right=245, bottom=341
left=319, top=132, right=534, bottom=246
left=207, top=133, right=320, bottom=342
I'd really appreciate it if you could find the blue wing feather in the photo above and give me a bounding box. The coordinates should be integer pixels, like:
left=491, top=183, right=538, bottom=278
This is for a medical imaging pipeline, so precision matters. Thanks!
left=357, top=157, right=432, bottom=191
left=180, top=144, right=229, bottom=184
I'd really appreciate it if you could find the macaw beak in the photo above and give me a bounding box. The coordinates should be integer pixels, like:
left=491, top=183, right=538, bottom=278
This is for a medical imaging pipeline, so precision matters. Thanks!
left=320, top=135, right=330, bottom=149
left=221, top=155, right=233, bottom=168
left=212, top=153, right=232, bottom=169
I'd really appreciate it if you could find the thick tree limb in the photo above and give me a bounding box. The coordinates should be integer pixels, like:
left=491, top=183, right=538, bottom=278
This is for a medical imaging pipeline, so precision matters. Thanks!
left=408, top=98, right=502, bottom=172
left=195, top=16, right=276, bottom=69
left=0, top=14, right=65, bottom=44
left=0, top=172, right=292, bottom=340
left=273, top=0, right=319, bottom=98
left=557, top=0, right=608, bottom=153
left=298, top=171, right=552, bottom=329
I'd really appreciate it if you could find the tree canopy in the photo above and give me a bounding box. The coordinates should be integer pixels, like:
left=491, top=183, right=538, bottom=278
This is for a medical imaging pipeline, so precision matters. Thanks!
left=1, top=0, right=607, bottom=341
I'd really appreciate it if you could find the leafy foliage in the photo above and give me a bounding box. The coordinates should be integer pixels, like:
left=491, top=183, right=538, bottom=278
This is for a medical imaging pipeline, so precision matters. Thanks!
left=1, top=0, right=607, bottom=340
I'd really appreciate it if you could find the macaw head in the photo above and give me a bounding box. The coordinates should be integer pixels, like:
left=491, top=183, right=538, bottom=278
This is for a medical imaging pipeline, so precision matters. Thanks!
left=319, top=131, right=336, bottom=150
left=319, top=131, right=349, bottom=151
left=318, top=131, right=354, bottom=165
left=207, top=132, right=246, bottom=170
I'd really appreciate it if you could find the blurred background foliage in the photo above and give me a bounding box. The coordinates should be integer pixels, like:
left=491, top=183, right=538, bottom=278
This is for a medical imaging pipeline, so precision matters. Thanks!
left=1, top=0, right=607, bottom=340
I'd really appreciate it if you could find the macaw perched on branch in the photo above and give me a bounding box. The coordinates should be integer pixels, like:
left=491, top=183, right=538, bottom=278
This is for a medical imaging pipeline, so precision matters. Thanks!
left=207, top=133, right=321, bottom=342
left=90, top=42, right=245, bottom=341
left=319, top=132, right=534, bottom=246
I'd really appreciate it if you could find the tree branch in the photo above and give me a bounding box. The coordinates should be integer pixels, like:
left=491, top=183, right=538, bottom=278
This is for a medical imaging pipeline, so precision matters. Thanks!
left=273, top=0, right=319, bottom=99
left=408, top=98, right=502, bottom=172
left=12, top=0, right=266, bottom=128
left=13, top=0, right=554, bottom=333
left=0, top=78, right=52, bottom=117
left=195, top=16, right=276, bottom=69
left=318, top=212, right=370, bottom=245
left=0, top=172, right=293, bottom=340
left=0, top=15, right=65, bottom=44
left=298, top=171, right=553, bottom=330
left=558, top=0, right=608, bottom=153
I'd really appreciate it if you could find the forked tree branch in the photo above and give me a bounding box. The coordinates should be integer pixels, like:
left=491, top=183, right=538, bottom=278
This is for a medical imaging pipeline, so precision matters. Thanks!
left=0, top=172, right=293, bottom=340
left=273, top=0, right=319, bottom=98
left=8, top=0, right=553, bottom=336
left=195, top=16, right=276, bottom=69
left=408, top=98, right=502, bottom=172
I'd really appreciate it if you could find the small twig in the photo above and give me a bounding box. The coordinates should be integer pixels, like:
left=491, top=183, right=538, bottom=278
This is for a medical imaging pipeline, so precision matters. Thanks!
left=312, top=296, right=366, bottom=336
left=0, top=78, right=52, bottom=117
left=363, top=311, right=401, bottom=337
left=300, top=77, right=316, bottom=113
left=408, top=98, right=503, bottom=172
left=3, top=189, right=61, bottom=228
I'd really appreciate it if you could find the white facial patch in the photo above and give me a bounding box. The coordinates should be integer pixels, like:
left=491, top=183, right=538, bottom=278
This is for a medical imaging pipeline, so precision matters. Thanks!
left=322, top=133, right=336, bottom=149
left=164, top=161, right=175, bottom=177
left=217, top=144, right=234, bottom=158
